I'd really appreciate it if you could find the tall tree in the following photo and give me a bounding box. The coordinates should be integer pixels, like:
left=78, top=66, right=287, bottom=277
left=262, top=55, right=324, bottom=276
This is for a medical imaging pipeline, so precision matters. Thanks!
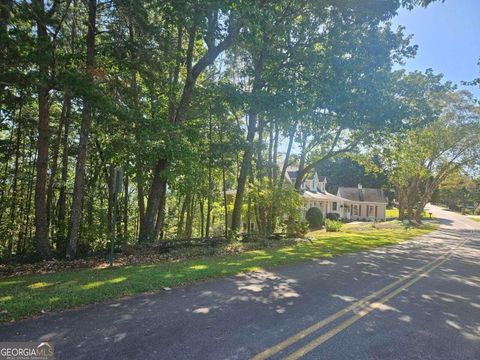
left=33, top=0, right=54, bottom=259
left=67, top=0, right=97, bottom=257
left=139, top=3, right=242, bottom=241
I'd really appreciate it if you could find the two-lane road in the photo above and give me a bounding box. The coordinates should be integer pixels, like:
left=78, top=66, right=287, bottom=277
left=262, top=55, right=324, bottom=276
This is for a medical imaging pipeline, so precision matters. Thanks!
left=1, top=205, right=479, bottom=359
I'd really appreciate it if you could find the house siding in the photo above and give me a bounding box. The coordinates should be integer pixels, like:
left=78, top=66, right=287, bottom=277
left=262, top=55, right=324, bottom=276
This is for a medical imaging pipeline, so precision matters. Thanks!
left=302, top=198, right=386, bottom=221
left=349, top=202, right=386, bottom=221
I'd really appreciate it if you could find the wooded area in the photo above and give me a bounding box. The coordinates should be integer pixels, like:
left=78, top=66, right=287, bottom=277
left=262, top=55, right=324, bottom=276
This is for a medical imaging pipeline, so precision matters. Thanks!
left=1, top=0, right=479, bottom=261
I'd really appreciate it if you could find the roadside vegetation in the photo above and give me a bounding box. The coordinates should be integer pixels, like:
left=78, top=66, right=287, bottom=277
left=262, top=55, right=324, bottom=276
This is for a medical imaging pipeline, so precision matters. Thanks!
left=386, top=208, right=434, bottom=220
left=1, top=0, right=479, bottom=266
left=432, top=170, right=480, bottom=215
left=0, top=222, right=437, bottom=322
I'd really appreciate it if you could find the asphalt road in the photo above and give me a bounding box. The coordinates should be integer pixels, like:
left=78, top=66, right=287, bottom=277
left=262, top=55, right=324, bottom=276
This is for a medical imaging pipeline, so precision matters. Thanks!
left=1, top=205, right=479, bottom=360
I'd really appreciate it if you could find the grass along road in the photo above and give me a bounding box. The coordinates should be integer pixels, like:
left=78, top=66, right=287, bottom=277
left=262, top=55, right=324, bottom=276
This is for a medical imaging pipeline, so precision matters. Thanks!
left=0, top=222, right=437, bottom=322
left=386, top=208, right=433, bottom=220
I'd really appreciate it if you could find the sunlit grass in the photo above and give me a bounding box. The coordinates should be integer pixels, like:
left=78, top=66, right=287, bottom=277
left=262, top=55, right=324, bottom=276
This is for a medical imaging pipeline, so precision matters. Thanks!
left=0, top=223, right=437, bottom=322
left=386, top=208, right=433, bottom=219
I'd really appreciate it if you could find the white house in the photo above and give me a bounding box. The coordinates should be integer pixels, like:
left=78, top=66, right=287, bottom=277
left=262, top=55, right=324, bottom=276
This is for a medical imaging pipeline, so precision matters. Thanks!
left=286, top=168, right=387, bottom=221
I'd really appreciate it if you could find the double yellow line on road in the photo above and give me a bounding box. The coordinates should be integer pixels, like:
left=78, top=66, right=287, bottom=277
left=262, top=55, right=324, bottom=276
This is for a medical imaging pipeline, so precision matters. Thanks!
left=252, top=232, right=471, bottom=360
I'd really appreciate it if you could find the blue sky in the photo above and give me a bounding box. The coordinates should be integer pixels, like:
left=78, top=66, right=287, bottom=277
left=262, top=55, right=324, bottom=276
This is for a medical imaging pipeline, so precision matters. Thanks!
left=392, top=0, right=480, bottom=97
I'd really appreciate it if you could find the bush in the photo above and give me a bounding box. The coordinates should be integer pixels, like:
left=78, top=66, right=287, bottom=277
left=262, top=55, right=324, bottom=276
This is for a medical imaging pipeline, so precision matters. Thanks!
left=326, top=212, right=340, bottom=221
left=306, top=207, right=323, bottom=229
left=325, top=219, right=343, bottom=232
left=286, top=220, right=310, bottom=238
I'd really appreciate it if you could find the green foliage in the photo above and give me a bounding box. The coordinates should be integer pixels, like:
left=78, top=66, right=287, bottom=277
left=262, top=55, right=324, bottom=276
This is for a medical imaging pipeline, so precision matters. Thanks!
left=250, top=180, right=304, bottom=235
left=286, top=220, right=310, bottom=238
left=318, top=157, right=387, bottom=194
left=377, top=91, right=480, bottom=222
left=326, top=212, right=340, bottom=221
left=306, top=207, right=323, bottom=229
left=325, top=219, right=343, bottom=232
left=432, top=170, right=480, bottom=212
left=0, top=0, right=455, bottom=261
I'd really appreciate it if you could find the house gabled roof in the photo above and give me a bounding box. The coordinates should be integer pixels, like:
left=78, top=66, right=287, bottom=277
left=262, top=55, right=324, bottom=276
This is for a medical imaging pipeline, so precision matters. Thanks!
left=287, top=170, right=298, bottom=180
left=337, top=187, right=387, bottom=203
left=285, top=167, right=326, bottom=188
left=304, top=190, right=346, bottom=202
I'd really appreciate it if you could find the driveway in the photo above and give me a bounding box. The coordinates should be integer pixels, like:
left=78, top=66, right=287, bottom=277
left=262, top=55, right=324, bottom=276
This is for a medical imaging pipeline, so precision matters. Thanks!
left=1, top=205, right=479, bottom=359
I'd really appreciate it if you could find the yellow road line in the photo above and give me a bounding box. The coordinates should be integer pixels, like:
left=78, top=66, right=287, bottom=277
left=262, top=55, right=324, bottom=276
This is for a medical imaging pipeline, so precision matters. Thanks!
left=284, top=252, right=455, bottom=360
left=251, top=234, right=470, bottom=360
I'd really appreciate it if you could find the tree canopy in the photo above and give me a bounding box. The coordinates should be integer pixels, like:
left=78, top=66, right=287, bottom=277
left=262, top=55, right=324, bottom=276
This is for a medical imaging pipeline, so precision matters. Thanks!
left=1, top=0, right=477, bottom=261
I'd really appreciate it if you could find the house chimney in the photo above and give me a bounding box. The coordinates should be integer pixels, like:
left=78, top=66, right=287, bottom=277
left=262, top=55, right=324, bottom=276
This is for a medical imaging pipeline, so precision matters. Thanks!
left=358, top=184, right=362, bottom=189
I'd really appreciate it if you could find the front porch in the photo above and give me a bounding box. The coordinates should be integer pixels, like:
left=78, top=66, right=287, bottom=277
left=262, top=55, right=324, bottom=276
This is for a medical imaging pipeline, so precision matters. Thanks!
left=302, top=191, right=351, bottom=220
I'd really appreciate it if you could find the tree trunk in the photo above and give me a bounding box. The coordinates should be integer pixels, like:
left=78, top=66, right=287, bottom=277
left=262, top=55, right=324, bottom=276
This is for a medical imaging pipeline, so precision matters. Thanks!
left=231, top=111, right=257, bottom=231
left=272, top=123, right=279, bottom=183
left=67, top=0, right=96, bottom=258
left=222, top=166, right=228, bottom=237
left=153, top=180, right=167, bottom=241
left=199, top=198, right=205, bottom=238
left=177, top=193, right=189, bottom=239
left=268, top=120, right=274, bottom=185
left=123, top=174, right=129, bottom=243
left=136, top=159, right=145, bottom=230
left=56, top=96, right=71, bottom=253
left=206, top=109, right=213, bottom=237
left=230, top=53, right=265, bottom=232
left=256, top=116, right=264, bottom=180
left=294, top=135, right=311, bottom=191
left=140, top=158, right=167, bottom=242
left=279, top=124, right=297, bottom=188
left=34, top=0, right=52, bottom=259
left=19, top=132, right=36, bottom=254
left=46, top=95, right=69, bottom=237
left=397, top=189, right=406, bottom=221
left=185, top=194, right=195, bottom=239
left=6, top=108, right=22, bottom=255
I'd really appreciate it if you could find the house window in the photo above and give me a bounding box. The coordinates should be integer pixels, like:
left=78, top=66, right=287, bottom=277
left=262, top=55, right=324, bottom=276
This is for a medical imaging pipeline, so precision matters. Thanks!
left=332, top=202, right=337, bottom=211
left=368, top=205, right=375, bottom=217
left=352, top=205, right=359, bottom=216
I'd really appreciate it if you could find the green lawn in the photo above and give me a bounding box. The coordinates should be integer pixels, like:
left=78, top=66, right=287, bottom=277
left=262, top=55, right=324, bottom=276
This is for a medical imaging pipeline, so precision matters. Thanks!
left=467, top=216, right=480, bottom=223
left=0, top=223, right=437, bottom=322
left=386, top=208, right=433, bottom=219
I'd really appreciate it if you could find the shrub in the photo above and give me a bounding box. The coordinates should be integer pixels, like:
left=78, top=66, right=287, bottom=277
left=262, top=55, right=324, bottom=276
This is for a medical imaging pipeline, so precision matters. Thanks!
left=286, top=220, right=310, bottom=238
left=326, top=212, right=340, bottom=221
left=325, top=219, right=343, bottom=232
left=249, top=182, right=303, bottom=234
left=306, top=207, right=323, bottom=229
